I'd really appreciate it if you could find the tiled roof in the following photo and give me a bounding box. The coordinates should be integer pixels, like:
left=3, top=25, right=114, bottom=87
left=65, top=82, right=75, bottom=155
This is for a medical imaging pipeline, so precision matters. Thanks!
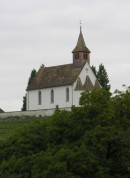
left=94, top=79, right=101, bottom=89
left=83, top=75, right=94, bottom=91
left=27, top=64, right=84, bottom=91
left=72, top=28, right=90, bottom=53
left=0, top=108, right=4, bottom=113
left=75, top=77, right=83, bottom=90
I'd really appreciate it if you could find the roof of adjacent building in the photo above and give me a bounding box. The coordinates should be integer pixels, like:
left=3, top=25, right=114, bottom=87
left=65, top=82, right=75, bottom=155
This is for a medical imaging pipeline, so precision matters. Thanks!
left=27, top=63, right=84, bottom=91
left=72, top=27, right=91, bottom=53
left=0, top=108, right=4, bottom=113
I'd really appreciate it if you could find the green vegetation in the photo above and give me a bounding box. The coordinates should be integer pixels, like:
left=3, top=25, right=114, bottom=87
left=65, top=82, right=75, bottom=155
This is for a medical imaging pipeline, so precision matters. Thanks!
left=21, top=68, right=37, bottom=111
left=91, top=63, right=110, bottom=91
left=0, top=88, right=130, bottom=177
left=0, top=118, right=40, bottom=141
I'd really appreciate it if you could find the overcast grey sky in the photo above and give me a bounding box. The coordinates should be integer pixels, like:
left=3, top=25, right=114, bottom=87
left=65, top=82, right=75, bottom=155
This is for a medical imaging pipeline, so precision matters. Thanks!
left=0, top=0, right=130, bottom=111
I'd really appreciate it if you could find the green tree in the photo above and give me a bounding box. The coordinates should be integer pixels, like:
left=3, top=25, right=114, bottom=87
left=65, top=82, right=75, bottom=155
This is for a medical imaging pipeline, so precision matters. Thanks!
left=21, top=69, right=36, bottom=111
left=27, top=69, right=37, bottom=88
left=2, top=88, right=130, bottom=177
left=91, top=65, right=97, bottom=76
left=21, top=94, right=27, bottom=111
left=79, top=88, right=111, bottom=118
left=91, top=64, right=110, bottom=91
left=97, top=63, right=110, bottom=91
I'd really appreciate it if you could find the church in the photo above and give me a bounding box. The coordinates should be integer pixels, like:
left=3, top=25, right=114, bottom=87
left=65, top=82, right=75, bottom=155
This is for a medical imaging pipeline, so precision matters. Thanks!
left=26, top=27, right=100, bottom=111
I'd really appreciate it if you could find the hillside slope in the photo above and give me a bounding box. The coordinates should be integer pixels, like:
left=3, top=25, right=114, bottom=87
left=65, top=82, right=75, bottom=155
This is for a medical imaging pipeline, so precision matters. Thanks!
left=0, top=89, right=130, bottom=178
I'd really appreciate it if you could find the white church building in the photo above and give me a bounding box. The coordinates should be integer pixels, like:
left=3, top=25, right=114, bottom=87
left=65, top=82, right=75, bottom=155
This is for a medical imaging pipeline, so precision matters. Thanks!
left=26, top=27, right=100, bottom=111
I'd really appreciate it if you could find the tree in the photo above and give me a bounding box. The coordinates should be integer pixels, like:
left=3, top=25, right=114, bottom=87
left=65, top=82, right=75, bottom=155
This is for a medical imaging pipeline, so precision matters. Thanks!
left=97, top=63, right=110, bottom=91
left=21, top=94, right=27, bottom=111
left=91, top=65, right=97, bottom=76
left=1, top=88, right=130, bottom=177
left=27, top=69, right=37, bottom=88
left=92, top=64, right=110, bottom=91
left=21, top=69, right=37, bottom=111
left=79, top=88, right=111, bottom=118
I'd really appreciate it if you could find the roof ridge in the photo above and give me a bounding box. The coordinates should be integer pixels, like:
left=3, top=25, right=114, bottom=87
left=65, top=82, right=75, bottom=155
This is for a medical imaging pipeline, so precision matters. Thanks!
left=45, top=63, right=72, bottom=69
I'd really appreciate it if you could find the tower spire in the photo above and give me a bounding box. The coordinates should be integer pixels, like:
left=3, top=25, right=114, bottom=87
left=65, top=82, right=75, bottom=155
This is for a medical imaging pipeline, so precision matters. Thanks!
left=80, top=20, right=82, bottom=32
left=72, top=25, right=90, bottom=53
left=72, top=25, right=91, bottom=67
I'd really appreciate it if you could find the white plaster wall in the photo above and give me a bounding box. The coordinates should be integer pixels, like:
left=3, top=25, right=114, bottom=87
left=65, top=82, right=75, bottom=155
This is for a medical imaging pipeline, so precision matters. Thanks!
left=27, top=85, right=73, bottom=111
left=73, top=90, right=82, bottom=106
left=0, top=108, right=71, bottom=119
left=27, top=63, right=97, bottom=110
left=77, top=62, right=96, bottom=86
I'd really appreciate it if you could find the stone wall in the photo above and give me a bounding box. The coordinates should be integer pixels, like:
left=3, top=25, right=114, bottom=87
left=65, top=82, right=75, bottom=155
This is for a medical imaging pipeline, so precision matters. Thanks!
left=0, top=108, right=71, bottom=119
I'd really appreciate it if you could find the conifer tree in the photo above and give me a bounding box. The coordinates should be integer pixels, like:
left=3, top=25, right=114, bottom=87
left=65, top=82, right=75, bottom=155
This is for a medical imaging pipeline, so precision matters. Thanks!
left=97, top=63, right=110, bottom=91
left=21, top=69, right=37, bottom=111
left=91, top=64, right=110, bottom=91
left=21, top=95, right=26, bottom=111
left=27, top=69, right=37, bottom=88
left=91, top=65, right=97, bottom=76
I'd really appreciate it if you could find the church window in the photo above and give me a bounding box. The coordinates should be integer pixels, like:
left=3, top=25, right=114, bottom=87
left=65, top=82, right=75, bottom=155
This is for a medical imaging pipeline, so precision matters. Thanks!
left=66, top=87, right=69, bottom=102
left=51, top=89, right=54, bottom=103
left=38, top=91, right=42, bottom=105
left=75, top=53, right=79, bottom=59
left=84, top=53, right=87, bottom=59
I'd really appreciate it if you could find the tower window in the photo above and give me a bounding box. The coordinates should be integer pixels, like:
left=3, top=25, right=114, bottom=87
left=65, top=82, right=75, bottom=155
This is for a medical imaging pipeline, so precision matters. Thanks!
left=84, top=53, right=87, bottom=59
left=75, top=53, right=79, bottom=59
left=66, top=87, right=69, bottom=102
left=38, top=91, right=42, bottom=105
left=51, top=89, right=54, bottom=103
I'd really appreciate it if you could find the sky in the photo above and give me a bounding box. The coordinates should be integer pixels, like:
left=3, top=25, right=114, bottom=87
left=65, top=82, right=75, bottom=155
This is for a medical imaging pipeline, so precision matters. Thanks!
left=0, top=0, right=130, bottom=111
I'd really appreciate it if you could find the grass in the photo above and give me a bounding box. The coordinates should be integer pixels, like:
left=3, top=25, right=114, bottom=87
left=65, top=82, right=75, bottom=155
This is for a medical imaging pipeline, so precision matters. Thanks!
left=0, top=117, right=46, bottom=141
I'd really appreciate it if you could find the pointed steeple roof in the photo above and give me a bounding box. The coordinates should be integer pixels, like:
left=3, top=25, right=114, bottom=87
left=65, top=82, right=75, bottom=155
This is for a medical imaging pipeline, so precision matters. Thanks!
left=72, top=26, right=90, bottom=53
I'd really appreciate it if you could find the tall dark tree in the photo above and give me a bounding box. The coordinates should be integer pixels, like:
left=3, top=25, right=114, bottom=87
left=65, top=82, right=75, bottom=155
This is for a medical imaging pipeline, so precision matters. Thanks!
left=91, top=65, right=97, bottom=77
left=21, top=94, right=27, bottom=111
left=21, top=69, right=37, bottom=111
left=97, top=63, right=110, bottom=91
left=91, top=64, right=110, bottom=91
left=27, top=69, right=37, bottom=88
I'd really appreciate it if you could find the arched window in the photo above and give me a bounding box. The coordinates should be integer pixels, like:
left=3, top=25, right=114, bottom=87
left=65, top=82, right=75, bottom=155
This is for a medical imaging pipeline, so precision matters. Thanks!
left=51, top=89, right=54, bottom=103
left=38, top=91, right=42, bottom=105
left=66, top=87, right=69, bottom=102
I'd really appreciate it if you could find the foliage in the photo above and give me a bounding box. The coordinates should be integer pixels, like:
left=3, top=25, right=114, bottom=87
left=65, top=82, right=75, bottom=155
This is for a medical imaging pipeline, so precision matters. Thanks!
left=91, top=65, right=97, bottom=76
left=79, top=88, right=111, bottom=118
left=97, top=64, right=110, bottom=91
left=21, top=94, right=27, bottom=111
left=1, top=88, right=130, bottom=177
left=91, top=63, right=110, bottom=91
left=21, top=69, right=36, bottom=111
left=27, top=69, right=37, bottom=88
left=0, top=118, right=40, bottom=141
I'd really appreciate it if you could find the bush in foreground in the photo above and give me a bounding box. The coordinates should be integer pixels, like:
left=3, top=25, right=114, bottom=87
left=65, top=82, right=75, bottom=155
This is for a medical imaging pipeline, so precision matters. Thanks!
left=0, top=89, right=130, bottom=177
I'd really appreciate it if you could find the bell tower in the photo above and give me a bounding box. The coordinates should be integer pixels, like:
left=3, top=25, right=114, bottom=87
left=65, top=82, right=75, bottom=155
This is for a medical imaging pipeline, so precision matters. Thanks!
left=72, top=25, right=91, bottom=67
